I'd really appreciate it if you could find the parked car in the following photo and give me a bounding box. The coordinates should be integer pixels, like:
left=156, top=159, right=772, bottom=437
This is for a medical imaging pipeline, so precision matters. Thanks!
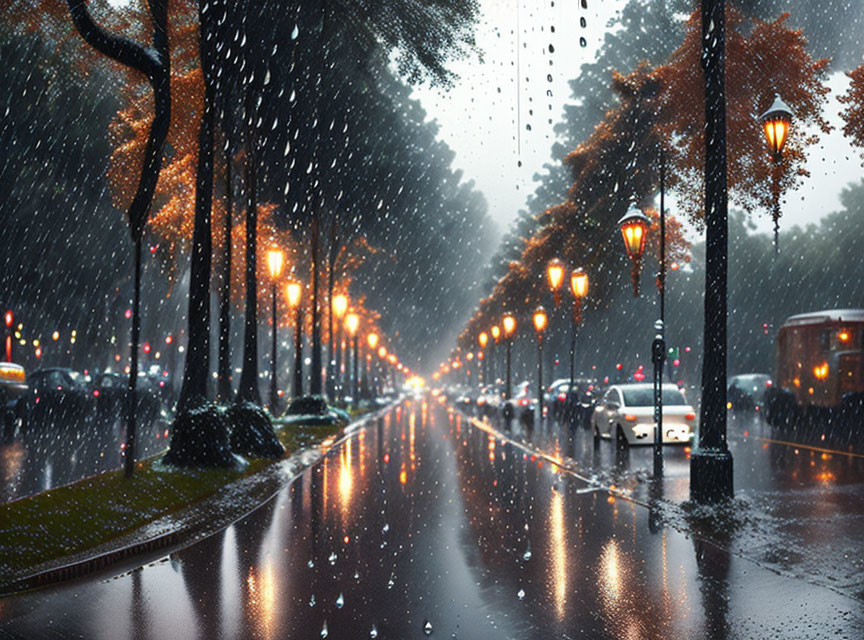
left=476, top=384, right=504, bottom=418
left=91, top=371, right=127, bottom=419
left=22, top=367, right=93, bottom=428
left=546, top=377, right=602, bottom=427
left=727, top=373, right=772, bottom=413
left=0, top=362, right=28, bottom=440
left=592, top=383, right=696, bottom=447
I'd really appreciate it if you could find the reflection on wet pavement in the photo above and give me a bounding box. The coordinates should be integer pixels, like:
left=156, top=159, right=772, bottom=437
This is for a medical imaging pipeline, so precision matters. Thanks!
left=0, top=399, right=861, bottom=639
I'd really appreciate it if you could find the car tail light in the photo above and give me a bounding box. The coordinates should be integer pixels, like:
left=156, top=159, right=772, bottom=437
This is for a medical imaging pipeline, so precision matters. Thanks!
left=765, top=380, right=773, bottom=387
left=557, top=393, right=567, bottom=402
left=92, top=390, right=100, bottom=397
left=519, top=398, right=529, bottom=406
left=624, top=414, right=638, bottom=421
left=685, top=412, right=696, bottom=420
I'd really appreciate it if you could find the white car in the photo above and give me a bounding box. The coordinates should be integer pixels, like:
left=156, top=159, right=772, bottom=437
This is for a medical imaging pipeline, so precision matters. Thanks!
left=592, top=383, right=696, bottom=446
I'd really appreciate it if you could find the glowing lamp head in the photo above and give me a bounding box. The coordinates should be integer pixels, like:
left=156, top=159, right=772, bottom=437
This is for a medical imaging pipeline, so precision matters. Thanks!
left=378, top=346, right=387, bottom=359
left=286, top=282, right=302, bottom=307
left=618, top=208, right=650, bottom=261
left=546, top=259, right=565, bottom=292
left=345, top=312, right=360, bottom=337
left=478, top=332, right=488, bottom=349
left=4, top=311, right=12, bottom=328
left=332, top=294, right=348, bottom=319
left=532, top=307, right=548, bottom=333
left=502, top=314, right=516, bottom=337
left=491, top=325, right=501, bottom=343
left=367, top=332, right=379, bottom=349
left=760, top=93, right=793, bottom=160
left=388, top=354, right=397, bottom=365
left=267, top=249, right=284, bottom=280
left=570, top=268, right=589, bottom=299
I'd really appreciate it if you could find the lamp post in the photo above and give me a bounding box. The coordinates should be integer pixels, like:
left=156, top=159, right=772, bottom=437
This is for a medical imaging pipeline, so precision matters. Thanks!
left=691, top=0, right=734, bottom=503
left=533, top=307, right=548, bottom=413
left=267, top=249, right=284, bottom=411
left=618, top=208, right=650, bottom=297
left=367, top=332, right=378, bottom=399
left=332, top=294, right=348, bottom=400
left=568, top=269, right=588, bottom=393
left=760, top=93, right=794, bottom=253
left=502, top=314, right=516, bottom=401
left=286, top=282, right=303, bottom=399
left=490, top=325, right=501, bottom=385
left=345, top=312, right=360, bottom=408
left=378, top=345, right=387, bottom=395
left=478, top=332, right=488, bottom=386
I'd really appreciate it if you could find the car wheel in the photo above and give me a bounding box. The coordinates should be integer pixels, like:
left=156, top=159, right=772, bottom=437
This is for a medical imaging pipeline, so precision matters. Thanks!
left=616, top=425, right=629, bottom=449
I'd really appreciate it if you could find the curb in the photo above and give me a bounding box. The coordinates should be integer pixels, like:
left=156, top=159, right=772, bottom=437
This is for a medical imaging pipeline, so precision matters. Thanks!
left=0, top=402, right=397, bottom=596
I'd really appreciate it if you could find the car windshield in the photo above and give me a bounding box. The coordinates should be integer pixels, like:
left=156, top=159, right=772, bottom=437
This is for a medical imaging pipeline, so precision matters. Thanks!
left=621, top=387, right=687, bottom=407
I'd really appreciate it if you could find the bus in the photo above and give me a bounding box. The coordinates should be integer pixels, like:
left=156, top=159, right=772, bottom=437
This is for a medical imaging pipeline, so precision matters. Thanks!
left=765, top=309, right=864, bottom=429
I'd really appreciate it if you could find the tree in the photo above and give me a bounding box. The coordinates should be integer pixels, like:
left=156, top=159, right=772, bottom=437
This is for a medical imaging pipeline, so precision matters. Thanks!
left=64, top=0, right=171, bottom=477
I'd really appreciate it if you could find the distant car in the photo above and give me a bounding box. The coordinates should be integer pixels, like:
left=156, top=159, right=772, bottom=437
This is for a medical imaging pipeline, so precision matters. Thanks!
left=592, top=383, right=696, bottom=447
left=727, top=374, right=772, bottom=413
left=0, top=362, right=28, bottom=440
left=477, top=384, right=504, bottom=418
left=91, top=371, right=128, bottom=418
left=546, top=378, right=601, bottom=427
left=22, top=367, right=93, bottom=428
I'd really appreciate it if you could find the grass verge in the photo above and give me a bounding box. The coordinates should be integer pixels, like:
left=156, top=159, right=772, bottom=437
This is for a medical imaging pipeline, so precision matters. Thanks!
left=0, top=420, right=343, bottom=582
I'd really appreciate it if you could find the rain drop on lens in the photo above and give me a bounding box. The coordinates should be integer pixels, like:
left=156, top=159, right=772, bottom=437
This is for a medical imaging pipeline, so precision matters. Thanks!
left=423, top=620, right=433, bottom=635
left=335, top=593, right=344, bottom=608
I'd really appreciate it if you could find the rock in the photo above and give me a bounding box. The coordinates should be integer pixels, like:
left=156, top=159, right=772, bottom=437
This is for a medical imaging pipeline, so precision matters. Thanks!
left=227, top=402, right=285, bottom=459
left=285, top=395, right=329, bottom=416
left=163, top=403, right=240, bottom=468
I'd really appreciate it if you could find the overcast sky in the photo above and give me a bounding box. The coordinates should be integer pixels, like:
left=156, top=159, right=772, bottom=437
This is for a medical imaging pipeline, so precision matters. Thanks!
left=410, top=0, right=862, bottom=240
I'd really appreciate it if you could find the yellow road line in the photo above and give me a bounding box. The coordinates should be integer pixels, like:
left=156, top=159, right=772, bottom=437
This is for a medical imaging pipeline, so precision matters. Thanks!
left=752, top=436, right=864, bottom=459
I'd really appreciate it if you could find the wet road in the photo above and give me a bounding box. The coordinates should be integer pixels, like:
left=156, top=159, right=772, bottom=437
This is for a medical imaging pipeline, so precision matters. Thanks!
left=1, top=399, right=862, bottom=639
left=0, top=411, right=172, bottom=504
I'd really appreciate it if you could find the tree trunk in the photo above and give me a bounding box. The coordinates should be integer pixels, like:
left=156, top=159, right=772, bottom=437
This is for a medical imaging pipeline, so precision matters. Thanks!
left=310, top=216, right=322, bottom=396
left=218, top=139, right=233, bottom=402
left=178, top=2, right=216, bottom=411
left=236, top=78, right=261, bottom=404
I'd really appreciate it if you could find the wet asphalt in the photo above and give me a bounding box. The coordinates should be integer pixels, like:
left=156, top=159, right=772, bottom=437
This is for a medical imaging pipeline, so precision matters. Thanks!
left=0, top=398, right=862, bottom=639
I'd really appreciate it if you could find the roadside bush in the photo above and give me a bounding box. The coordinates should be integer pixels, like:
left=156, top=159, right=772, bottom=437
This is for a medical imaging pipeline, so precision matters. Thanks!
left=164, top=403, right=239, bottom=468
left=285, top=395, right=329, bottom=416
left=228, top=402, right=284, bottom=459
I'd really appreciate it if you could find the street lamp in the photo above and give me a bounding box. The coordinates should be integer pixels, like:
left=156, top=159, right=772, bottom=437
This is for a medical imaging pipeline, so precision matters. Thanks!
left=533, top=307, right=548, bottom=412
left=332, top=293, right=348, bottom=400
left=547, top=258, right=565, bottom=307
left=286, top=281, right=303, bottom=399
left=502, top=313, right=516, bottom=401
left=366, top=332, right=379, bottom=399
left=490, top=325, right=501, bottom=385
left=267, top=250, right=284, bottom=411
left=760, top=93, right=794, bottom=252
left=568, top=268, right=589, bottom=393
left=478, top=332, right=488, bottom=385
left=618, top=207, right=650, bottom=297
left=345, top=312, right=360, bottom=408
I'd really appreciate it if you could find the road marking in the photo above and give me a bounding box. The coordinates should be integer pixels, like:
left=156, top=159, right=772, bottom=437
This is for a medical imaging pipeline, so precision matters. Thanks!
left=752, top=436, right=864, bottom=459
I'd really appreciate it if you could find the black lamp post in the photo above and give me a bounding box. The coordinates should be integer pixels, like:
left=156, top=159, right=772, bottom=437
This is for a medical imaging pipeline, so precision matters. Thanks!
left=490, top=325, right=500, bottom=385
left=478, top=332, right=488, bottom=386
left=759, top=93, right=794, bottom=253
left=691, top=0, right=734, bottom=503
left=345, top=312, right=359, bottom=408
left=331, top=293, right=348, bottom=401
left=502, top=314, right=516, bottom=401
left=532, top=307, right=548, bottom=413
left=568, top=269, right=588, bottom=393
left=267, top=249, right=284, bottom=412
left=287, top=282, right=303, bottom=399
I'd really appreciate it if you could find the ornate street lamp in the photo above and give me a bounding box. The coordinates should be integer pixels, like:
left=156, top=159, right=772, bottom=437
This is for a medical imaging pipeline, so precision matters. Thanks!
left=502, top=314, right=516, bottom=401
left=345, top=312, right=360, bottom=408
left=760, top=93, right=794, bottom=252
left=533, top=307, right=548, bottom=412
left=490, top=325, right=501, bottom=385
left=618, top=208, right=650, bottom=297
left=267, top=250, right=284, bottom=411
left=568, top=268, right=589, bottom=393
left=366, top=332, right=379, bottom=399
left=286, top=281, right=303, bottom=399
left=332, top=293, right=348, bottom=400
left=547, top=258, right=565, bottom=307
